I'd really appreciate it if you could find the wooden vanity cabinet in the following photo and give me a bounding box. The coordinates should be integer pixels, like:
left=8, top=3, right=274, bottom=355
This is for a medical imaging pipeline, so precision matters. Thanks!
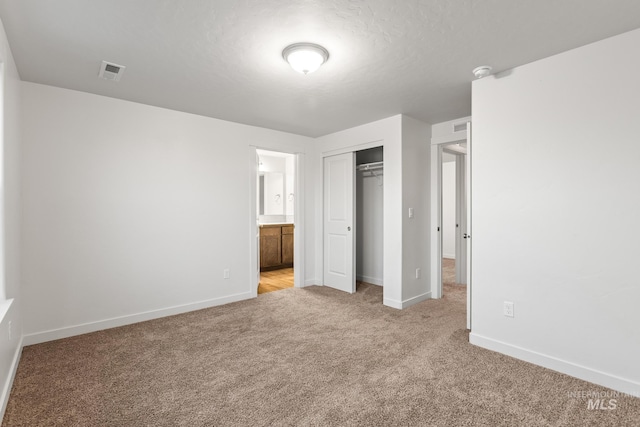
left=260, top=226, right=281, bottom=269
left=260, top=224, right=294, bottom=271
left=281, top=226, right=294, bottom=265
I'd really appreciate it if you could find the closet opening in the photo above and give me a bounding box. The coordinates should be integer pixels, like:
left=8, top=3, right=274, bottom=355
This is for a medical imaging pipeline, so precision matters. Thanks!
left=322, top=145, right=383, bottom=298
left=256, top=149, right=296, bottom=295
left=355, top=147, right=383, bottom=294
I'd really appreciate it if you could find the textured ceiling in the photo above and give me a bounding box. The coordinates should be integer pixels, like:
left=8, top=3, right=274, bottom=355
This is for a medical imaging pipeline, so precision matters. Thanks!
left=2, top=0, right=640, bottom=137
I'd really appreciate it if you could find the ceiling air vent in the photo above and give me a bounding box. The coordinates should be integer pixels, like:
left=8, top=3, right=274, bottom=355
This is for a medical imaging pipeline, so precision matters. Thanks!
left=99, top=60, right=126, bottom=82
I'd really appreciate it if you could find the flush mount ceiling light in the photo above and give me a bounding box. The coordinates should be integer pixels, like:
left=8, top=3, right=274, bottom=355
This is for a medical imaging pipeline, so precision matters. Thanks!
left=472, top=65, right=493, bottom=79
left=282, top=43, right=329, bottom=75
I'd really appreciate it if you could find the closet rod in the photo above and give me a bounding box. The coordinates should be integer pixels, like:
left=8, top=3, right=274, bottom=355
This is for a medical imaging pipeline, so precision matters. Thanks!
left=356, top=161, right=383, bottom=171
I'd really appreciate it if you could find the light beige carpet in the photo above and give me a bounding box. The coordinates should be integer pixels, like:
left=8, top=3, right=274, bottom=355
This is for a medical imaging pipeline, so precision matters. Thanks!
left=4, top=283, right=639, bottom=426
left=442, top=257, right=460, bottom=287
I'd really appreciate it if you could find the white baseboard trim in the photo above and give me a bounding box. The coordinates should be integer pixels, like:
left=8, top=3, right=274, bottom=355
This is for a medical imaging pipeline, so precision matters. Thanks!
left=23, top=292, right=252, bottom=346
left=384, top=291, right=432, bottom=310
left=400, top=291, right=432, bottom=309
left=383, top=298, right=402, bottom=309
left=443, top=254, right=456, bottom=259
left=0, top=336, right=23, bottom=421
left=356, top=275, right=383, bottom=286
left=304, top=279, right=320, bottom=287
left=469, top=332, right=640, bottom=396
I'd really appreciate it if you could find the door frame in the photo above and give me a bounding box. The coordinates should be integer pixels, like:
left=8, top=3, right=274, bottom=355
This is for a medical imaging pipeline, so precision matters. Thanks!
left=430, top=120, right=472, bottom=329
left=249, top=146, right=305, bottom=298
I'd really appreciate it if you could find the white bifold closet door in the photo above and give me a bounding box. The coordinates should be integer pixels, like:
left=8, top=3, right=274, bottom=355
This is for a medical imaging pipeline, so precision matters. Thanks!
left=323, top=152, right=356, bottom=294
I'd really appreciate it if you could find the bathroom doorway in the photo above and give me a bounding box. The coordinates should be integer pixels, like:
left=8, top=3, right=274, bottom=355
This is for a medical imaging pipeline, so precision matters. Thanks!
left=256, top=149, right=296, bottom=295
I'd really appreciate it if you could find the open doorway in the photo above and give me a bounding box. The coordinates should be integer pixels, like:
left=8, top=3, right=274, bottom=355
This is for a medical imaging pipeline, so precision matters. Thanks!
left=441, top=146, right=467, bottom=294
left=430, top=118, right=471, bottom=328
left=256, top=149, right=295, bottom=295
left=441, top=151, right=458, bottom=288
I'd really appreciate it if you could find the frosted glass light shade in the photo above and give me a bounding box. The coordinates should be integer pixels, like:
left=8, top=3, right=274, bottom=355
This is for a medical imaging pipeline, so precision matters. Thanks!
left=283, top=43, right=329, bottom=75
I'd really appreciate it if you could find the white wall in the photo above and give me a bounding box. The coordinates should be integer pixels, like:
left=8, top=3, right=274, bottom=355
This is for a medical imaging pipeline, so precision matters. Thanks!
left=400, top=116, right=431, bottom=304
left=470, top=28, right=640, bottom=394
left=356, top=166, right=383, bottom=285
left=431, top=117, right=470, bottom=144
left=21, top=82, right=313, bottom=343
left=259, top=154, right=286, bottom=219
left=258, top=154, right=286, bottom=173
left=285, top=155, right=294, bottom=218
left=0, top=15, right=22, bottom=419
left=263, top=171, right=285, bottom=215
left=442, top=159, right=456, bottom=259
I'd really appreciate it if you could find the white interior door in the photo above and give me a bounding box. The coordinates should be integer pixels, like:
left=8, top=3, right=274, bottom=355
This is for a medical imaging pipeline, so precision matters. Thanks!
left=323, top=152, right=355, bottom=293
left=465, top=123, right=472, bottom=329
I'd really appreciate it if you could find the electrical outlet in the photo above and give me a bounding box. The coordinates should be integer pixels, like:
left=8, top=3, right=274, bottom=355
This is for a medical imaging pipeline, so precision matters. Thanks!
left=8, top=321, right=12, bottom=341
left=415, top=268, right=421, bottom=279
left=223, top=269, right=230, bottom=279
left=504, top=301, right=514, bottom=317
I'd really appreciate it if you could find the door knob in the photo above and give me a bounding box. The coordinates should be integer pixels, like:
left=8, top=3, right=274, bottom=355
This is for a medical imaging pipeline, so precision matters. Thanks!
left=348, top=226, right=351, bottom=231
left=463, top=233, right=470, bottom=239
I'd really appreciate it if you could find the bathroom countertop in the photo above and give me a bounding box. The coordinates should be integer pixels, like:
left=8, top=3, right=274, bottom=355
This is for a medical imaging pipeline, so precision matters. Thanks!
left=259, top=222, right=294, bottom=227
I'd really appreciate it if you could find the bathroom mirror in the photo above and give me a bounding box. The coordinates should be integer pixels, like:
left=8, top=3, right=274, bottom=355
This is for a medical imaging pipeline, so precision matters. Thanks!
left=259, top=172, right=285, bottom=215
